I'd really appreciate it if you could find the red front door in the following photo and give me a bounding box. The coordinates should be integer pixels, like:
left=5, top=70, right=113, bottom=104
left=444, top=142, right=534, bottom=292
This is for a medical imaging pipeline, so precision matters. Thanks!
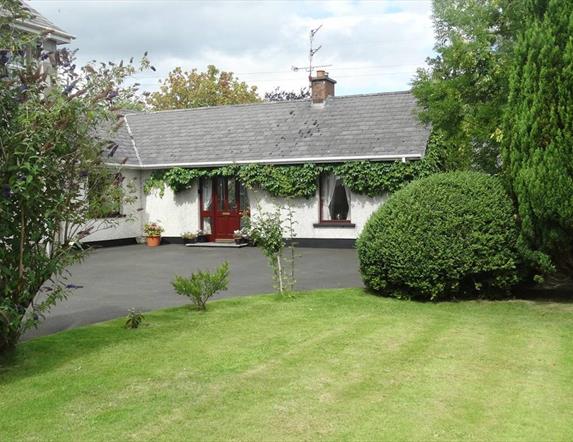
left=213, top=176, right=242, bottom=240
left=200, top=177, right=249, bottom=241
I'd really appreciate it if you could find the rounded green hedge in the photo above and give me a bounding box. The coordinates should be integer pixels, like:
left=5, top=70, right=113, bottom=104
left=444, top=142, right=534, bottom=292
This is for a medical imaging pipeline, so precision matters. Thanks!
left=357, top=172, right=520, bottom=300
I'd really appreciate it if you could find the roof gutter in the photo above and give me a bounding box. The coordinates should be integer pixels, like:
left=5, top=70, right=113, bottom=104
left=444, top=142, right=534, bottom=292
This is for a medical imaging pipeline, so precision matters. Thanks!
left=13, top=22, right=75, bottom=45
left=106, top=154, right=423, bottom=170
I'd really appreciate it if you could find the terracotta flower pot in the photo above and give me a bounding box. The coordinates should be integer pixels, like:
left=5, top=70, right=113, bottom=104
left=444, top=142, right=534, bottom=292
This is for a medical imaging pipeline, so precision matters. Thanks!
left=146, top=236, right=161, bottom=247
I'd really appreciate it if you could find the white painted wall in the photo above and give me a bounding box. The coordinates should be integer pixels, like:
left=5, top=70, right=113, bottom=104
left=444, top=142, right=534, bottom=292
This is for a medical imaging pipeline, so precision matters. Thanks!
left=142, top=172, right=201, bottom=237
left=248, top=188, right=387, bottom=240
left=86, top=171, right=387, bottom=242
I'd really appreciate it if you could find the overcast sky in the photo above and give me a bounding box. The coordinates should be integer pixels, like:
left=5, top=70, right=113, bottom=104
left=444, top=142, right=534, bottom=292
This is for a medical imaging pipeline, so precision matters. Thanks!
left=30, top=0, right=435, bottom=97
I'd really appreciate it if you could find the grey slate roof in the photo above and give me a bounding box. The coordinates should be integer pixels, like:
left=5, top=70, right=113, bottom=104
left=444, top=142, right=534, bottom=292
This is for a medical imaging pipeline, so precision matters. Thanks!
left=110, top=91, right=430, bottom=168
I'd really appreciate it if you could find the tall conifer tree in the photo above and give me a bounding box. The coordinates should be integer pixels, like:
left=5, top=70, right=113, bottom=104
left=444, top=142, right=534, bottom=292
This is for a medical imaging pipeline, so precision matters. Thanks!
left=503, top=0, right=573, bottom=269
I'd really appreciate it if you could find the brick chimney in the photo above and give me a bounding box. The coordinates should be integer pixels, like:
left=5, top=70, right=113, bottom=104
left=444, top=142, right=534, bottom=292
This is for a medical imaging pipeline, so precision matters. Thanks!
left=310, top=70, right=336, bottom=103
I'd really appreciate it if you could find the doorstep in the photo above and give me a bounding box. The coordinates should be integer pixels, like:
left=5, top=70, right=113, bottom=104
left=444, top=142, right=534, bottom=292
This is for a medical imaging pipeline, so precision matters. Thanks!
left=185, top=242, right=248, bottom=248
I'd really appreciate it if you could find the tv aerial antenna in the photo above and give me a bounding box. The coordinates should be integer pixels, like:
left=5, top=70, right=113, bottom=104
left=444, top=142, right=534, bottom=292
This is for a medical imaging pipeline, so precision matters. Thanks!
left=291, top=25, right=332, bottom=84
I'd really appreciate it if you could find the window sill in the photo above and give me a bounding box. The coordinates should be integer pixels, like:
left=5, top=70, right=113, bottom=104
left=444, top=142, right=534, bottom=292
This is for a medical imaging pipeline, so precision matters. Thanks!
left=313, top=222, right=356, bottom=229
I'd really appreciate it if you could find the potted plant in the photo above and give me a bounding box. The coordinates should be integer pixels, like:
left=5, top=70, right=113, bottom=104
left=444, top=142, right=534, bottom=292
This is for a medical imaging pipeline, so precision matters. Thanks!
left=233, top=228, right=250, bottom=245
left=144, top=222, right=164, bottom=247
left=181, top=231, right=197, bottom=245
left=196, top=229, right=208, bottom=243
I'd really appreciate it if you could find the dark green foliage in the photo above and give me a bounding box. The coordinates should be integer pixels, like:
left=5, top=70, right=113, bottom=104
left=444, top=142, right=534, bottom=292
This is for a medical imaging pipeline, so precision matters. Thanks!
left=172, top=262, right=230, bottom=310
left=357, top=172, right=521, bottom=300
left=144, top=164, right=321, bottom=198
left=124, top=309, right=144, bottom=329
left=239, top=163, right=320, bottom=198
left=142, top=134, right=443, bottom=199
left=87, top=173, right=123, bottom=218
left=0, top=4, right=148, bottom=352
left=503, top=0, right=573, bottom=270
left=332, top=133, right=444, bottom=197
left=143, top=168, right=210, bottom=196
left=333, top=161, right=412, bottom=197
left=160, top=167, right=208, bottom=193
left=412, top=0, right=525, bottom=172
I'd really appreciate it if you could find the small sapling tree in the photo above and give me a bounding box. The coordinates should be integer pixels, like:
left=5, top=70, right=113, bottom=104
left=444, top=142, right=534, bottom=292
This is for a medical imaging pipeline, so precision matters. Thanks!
left=248, top=205, right=297, bottom=295
left=172, top=262, right=230, bottom=311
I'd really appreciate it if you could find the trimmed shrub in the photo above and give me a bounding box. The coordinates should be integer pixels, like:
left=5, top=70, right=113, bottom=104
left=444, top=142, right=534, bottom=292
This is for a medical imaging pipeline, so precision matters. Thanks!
left=357, top=172, right=520, bottom=300
left=172, top=262, right=230, bottom=310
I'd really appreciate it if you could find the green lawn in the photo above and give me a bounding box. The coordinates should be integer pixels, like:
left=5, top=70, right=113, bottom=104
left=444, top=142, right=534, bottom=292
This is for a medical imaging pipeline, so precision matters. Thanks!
left=1, top=289, right=572, bottom=441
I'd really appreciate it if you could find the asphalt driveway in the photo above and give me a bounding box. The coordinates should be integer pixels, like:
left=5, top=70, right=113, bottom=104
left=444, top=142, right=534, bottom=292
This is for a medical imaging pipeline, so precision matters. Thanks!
left=25, top=244, right=362, bottom=340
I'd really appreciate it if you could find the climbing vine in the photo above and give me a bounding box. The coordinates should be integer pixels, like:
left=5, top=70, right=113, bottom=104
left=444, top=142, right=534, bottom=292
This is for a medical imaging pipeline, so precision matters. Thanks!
left=143, top=133, right=444, bottom=198
left=238, top=163, right=320, bottom=198
left=329, top=140, right=443, bottom=197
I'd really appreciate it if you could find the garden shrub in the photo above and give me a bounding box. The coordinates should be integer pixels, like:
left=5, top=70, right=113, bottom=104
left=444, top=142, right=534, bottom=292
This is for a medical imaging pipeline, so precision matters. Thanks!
left=357, top=172, right=521, bottom=300
left=124, top=309, right=145, bottom=329
left=172, top=262, right=230, bottom=310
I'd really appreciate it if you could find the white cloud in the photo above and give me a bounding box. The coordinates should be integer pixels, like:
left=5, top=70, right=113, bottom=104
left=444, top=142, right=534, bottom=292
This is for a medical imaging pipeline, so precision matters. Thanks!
left=30, top=0, right=434, bottom=95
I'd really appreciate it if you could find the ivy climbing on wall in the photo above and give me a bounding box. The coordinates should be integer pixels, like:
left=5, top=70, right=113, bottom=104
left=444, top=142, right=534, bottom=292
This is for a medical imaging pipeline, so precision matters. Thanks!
left=143, top=132, right=444, bottom=198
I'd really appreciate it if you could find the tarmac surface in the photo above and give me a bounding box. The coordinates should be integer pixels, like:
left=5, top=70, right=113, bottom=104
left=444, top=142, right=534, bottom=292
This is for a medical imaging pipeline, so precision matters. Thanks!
left=24, top=244, right=362, bottom=340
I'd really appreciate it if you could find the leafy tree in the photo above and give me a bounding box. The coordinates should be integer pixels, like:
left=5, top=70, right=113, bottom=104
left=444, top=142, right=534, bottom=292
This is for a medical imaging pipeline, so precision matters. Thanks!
left=147, top=65, right=260, bottom=110
left=503, top=0, right=573, bottom=270
left=0, top=4, right=147, bottom=352
left=115, top=99, right=146, bottom=112
left=412, top=0, right=524, bottom=172
left=264, top=87, right=310, bottom=102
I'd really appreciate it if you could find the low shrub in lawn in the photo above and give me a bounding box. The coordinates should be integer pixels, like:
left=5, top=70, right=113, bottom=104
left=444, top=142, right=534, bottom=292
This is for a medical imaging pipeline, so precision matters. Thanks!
left=124, top=309, right=145, bottom=329
left=357, top=171, right=521, bottom=300
left=172, top=262, right=230, bottom=310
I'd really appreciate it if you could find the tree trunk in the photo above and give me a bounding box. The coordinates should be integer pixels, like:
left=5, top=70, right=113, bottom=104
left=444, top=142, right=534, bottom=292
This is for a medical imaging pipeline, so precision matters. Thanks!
left=0, top=310, right=22, bottom=354
left=276, top=255, right=284, bottom=294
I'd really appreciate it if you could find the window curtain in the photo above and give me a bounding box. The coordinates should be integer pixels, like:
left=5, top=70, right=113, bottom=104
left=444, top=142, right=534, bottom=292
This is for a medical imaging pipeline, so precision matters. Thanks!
left=322, top=174, right=337, bottom=221
left=203, top=217, right=212, bottom=235
left=202, top=178, right=212, bottom=210
left=239, top=183, right=250, bottom=213
left=344, top=183, right=352, bottom=220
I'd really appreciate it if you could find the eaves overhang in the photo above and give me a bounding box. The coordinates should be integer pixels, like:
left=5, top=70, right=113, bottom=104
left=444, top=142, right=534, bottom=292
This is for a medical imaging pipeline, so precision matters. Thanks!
left=13, top=21, right=74, bottom=45
left=105, top=154, right=423, bottom=170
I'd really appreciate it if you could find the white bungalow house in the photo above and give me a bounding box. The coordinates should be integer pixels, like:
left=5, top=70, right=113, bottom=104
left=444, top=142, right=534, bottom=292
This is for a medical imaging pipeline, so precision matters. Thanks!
left=86, top=71, right=430, bottom=248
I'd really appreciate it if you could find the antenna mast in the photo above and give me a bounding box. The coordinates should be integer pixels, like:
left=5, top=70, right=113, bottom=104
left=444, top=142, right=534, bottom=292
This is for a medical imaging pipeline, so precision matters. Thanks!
left=309, top=25, right=322, bottom=82
left=292, top=25, right=332, bottom=85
